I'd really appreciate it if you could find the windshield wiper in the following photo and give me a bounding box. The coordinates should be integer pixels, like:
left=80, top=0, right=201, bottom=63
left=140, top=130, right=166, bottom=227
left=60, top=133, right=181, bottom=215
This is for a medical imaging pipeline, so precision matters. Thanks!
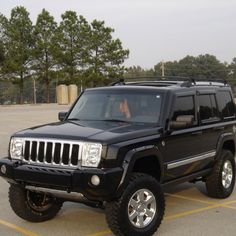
left=99, top=119, right=131, bottom=123
left=67, top=118, right=81, bottom=121
left=67, top=118, right=131, bottom=123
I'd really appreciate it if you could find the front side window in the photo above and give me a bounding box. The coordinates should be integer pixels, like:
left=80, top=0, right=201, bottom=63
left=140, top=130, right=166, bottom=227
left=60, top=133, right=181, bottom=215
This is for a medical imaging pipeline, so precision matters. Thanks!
left=198, top=94, right=219, bottom=121
left=172, top=96, right=195, bottom=120
left=68, top=90, right=163, bottom=124
left=171, top=96, right=195, bottom=129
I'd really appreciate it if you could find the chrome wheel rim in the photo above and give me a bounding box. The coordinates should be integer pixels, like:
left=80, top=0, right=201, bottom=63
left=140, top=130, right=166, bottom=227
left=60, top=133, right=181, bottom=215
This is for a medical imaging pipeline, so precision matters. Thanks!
left=128, top=189, right=156, bottom=228
left=222, top=160, right=233, bottom=189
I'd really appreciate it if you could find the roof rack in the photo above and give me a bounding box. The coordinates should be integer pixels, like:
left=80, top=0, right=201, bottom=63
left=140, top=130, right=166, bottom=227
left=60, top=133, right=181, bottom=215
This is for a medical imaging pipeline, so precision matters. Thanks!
left=110, top=76, right=190, bottom=86
left=110, top=76, right=229, bottom=88
left=109, top=78, right=125, bottom=86
left=125, top=76, right=190, bottom=82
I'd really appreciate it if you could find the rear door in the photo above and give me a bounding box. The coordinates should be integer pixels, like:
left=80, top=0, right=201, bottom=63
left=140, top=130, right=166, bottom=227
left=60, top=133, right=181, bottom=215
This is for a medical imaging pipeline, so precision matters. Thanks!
left=196, top=91, right=222, bottom=155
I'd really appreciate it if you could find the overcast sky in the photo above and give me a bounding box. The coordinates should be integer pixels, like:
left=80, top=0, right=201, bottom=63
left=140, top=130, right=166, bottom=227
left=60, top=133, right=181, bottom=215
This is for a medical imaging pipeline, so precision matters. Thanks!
left=1, top=0, right=236, bottom=68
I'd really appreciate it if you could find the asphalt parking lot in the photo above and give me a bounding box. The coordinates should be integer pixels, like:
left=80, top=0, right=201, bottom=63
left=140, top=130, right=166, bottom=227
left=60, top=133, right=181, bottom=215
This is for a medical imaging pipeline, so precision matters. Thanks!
left=0, top=104, right=236, bottom=236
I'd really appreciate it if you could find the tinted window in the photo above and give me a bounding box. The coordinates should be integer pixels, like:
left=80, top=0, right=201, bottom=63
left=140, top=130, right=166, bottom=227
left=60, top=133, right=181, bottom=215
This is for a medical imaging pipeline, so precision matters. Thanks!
left=198, top=94, right=218, bottom=121
left=218, top=91, right=235, bottom=118
left=68, top=91, right=162, bottom=124
left=172, top=96, right=195, bottom=121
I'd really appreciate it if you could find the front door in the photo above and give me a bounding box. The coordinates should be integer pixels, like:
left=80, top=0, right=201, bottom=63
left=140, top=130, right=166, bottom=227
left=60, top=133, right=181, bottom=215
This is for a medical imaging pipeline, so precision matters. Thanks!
left=160, top=93, right=216, bottom=181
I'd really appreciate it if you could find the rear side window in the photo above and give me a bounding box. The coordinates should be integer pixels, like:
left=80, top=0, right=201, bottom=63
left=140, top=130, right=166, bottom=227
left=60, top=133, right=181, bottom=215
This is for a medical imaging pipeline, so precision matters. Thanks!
left=172, top=96, right=195, bottom=120
left=217, top=91, right=235, bottom=119
left=198, top=94, right=219, bottom=121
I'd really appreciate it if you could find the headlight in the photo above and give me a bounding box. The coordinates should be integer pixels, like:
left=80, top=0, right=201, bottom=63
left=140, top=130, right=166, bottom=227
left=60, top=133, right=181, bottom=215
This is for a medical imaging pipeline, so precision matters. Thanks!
left=81, top=142, right=102, bottom=167
left=10, top=137, right=24, bottom=159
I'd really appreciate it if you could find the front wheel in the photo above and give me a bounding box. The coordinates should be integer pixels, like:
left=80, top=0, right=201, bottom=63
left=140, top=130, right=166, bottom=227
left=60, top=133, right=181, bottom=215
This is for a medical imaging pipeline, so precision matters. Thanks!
left=9, top=184, right=63, bottom=222
left=206, top=150, right=236, bottom=199
left=105, top=173, right=165, bottom=236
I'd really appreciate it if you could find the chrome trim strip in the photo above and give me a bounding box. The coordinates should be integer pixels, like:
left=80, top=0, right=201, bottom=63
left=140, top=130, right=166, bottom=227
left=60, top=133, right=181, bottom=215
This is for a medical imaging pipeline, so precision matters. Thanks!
left=51, top=142, right=55, bottom=162
left=59, top=143, right=63, bottom=165
left=68, top=144, right=72, bottom=165
left=36, top=141, right=39, bottom=162
left=29, top=141, right=32, bottom=160
left=167, top=151, right=216, bottom=170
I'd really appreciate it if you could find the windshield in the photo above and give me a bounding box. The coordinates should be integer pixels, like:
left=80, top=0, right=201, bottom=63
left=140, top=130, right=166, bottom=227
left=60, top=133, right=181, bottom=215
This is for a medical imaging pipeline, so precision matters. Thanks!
left=68, top=90, right=162, bottom=124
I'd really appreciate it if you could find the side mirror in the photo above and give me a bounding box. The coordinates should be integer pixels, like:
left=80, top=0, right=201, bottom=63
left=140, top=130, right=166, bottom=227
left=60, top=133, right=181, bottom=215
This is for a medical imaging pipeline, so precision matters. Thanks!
left=58, top=112, right=67, bottom=121
left=169, top=115, right=194, bottom=130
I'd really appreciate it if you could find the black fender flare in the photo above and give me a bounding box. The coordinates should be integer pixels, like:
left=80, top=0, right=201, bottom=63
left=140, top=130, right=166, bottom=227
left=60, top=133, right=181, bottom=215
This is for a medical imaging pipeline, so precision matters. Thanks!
left=115, top=145, right=164, bottom=198
left=215, top=132, right=235, bottom=160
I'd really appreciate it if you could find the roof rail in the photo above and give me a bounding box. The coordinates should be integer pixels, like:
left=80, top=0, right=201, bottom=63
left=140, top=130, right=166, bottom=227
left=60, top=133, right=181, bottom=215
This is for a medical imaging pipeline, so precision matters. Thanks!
left=109, top=78, right=125, bottom=86
left=109, top=76, right=191, bottom=86
left=124, top=76, right=190, bottom=82
left=109, top=77, right=229, bottom=87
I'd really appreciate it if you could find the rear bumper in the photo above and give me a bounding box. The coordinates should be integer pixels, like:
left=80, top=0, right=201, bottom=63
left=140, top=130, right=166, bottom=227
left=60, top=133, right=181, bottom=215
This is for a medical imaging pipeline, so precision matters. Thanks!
left=0, top=158, right=123, bottom=201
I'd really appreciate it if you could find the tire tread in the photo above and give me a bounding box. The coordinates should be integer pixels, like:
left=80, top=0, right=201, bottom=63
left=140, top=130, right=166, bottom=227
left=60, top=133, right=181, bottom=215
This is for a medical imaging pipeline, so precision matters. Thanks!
left=105, top=173, right=165, bottom=236
left=9, top=184, right=62, bottom=222
left=206, top=150, right=235, bottom=199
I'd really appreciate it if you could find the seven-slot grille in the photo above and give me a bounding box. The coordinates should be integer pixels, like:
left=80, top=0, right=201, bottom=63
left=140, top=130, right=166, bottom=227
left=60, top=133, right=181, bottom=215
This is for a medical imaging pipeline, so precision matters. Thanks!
left=22, top=138, right=82, bottom=168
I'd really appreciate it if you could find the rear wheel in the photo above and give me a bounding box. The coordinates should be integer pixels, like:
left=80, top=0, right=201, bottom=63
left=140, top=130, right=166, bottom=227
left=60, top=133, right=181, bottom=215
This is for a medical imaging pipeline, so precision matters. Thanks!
left=206, top=150, right=235, bottom=199
left=105, top=173, right=165, bottom=236
left=9, top=184, right=63, bottom=222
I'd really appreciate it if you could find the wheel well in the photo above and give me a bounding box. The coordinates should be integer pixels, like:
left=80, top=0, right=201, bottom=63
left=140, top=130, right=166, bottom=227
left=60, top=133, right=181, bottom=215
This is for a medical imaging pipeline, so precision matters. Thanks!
left=132, top=156, right=161, bottom=181
left=222, top=140, right=235, bottom=155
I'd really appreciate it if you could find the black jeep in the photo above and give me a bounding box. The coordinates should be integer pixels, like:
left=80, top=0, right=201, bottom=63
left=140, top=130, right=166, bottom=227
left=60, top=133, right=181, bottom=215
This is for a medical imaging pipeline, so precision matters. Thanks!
left=0, top=78, right=236, bottom=236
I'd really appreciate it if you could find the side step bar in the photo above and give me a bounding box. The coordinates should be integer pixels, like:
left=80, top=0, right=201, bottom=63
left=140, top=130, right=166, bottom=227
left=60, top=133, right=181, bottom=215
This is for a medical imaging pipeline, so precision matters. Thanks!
left=162, top=168, right=212, bottom=189
left=25, top=186, right=103, bottom=208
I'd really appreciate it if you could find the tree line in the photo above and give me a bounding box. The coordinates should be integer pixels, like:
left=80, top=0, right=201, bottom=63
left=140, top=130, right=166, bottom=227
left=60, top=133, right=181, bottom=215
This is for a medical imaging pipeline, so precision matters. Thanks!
left=125, top=55, right=236, bottom=84
left=1, top=7, right=236, bottom=104
left=0, top=6, right=129, bottom=103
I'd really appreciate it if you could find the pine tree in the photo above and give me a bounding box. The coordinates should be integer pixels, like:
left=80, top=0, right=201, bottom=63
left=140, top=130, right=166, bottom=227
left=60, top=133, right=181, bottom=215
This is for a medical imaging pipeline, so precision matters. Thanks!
left=4, top=6, right=33, bottom=104
left=85, top=20, right=129, bottom=85
left=0, top=14, right=8, bottom=78
left=33, top=9, right=57, bottom=103
left=53, top=11, right=89, bottom=83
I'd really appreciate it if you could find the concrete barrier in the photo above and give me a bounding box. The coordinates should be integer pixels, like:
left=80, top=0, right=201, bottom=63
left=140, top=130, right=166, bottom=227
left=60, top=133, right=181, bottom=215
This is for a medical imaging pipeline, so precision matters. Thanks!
left=56, top=85, right=69, bottom=105
left=68, top=84, right=78, bottom=104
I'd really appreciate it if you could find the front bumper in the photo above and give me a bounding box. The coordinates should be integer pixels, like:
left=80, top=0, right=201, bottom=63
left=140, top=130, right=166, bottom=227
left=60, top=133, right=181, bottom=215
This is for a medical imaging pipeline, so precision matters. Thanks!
left=0, top=158, right=123, bottom=201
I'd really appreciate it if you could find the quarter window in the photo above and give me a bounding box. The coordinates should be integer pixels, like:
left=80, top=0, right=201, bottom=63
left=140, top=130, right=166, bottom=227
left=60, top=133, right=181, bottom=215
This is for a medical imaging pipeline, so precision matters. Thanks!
left=217, top=91, right=235, bottom=119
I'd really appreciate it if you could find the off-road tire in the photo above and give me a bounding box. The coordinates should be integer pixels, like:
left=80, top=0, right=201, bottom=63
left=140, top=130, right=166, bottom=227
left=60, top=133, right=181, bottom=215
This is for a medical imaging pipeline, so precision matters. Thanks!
left=105, top=173, right=165, bottom=236
left=206, top=150, right=235, bottom=199
left=9, top=184, right=63, bottom=222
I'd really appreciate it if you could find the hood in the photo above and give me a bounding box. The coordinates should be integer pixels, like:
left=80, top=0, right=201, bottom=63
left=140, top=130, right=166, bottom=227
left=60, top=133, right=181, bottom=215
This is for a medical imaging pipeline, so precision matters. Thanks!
left=14, top=120, right=162, bottom=144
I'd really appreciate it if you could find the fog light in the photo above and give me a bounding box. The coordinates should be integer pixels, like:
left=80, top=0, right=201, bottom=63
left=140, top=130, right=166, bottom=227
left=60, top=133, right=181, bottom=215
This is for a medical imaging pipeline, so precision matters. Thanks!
left=0, top=165, right=6, bottom=174
left=91, top=175, right=100, bottom=186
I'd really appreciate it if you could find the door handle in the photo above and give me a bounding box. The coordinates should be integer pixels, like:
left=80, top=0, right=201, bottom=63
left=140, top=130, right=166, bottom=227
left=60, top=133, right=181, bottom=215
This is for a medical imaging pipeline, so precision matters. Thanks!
left=191, top=131, right=203, bottom=136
